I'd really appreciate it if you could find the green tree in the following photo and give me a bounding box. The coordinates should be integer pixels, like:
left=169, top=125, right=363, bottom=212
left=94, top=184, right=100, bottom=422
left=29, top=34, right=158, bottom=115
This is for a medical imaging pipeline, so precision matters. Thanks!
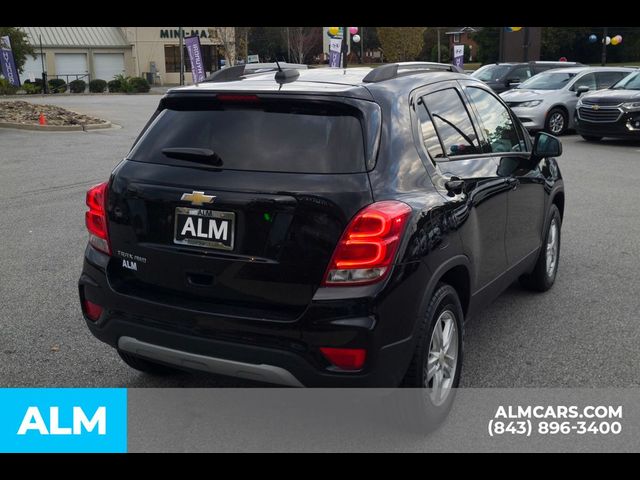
left=0, top=27, right=35, bottom=73
left=471, top=27, right=499, bottom=64
left=377, top=27, right=425, bottom=62
left=248, top=27, right=287, bottom=62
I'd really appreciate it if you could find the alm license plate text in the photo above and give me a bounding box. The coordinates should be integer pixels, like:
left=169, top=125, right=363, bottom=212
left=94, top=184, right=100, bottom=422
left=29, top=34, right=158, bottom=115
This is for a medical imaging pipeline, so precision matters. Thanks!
left=174, top=207, right=235, bottom=251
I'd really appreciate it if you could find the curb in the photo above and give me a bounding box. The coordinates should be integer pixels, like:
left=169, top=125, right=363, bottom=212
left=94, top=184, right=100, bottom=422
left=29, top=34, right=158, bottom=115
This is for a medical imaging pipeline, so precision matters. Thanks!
left=0, top=121, right=112, bottom=131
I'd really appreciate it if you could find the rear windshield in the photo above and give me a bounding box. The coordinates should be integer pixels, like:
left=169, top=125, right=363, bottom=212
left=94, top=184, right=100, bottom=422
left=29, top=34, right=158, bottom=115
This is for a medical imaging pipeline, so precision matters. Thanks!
left=129, top=97, right=367, bottom=174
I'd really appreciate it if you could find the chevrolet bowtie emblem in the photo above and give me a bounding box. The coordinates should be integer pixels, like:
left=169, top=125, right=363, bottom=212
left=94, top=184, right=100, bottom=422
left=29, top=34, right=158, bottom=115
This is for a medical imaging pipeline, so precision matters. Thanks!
left=592, top=105, right=600, bottom=110
left=181, top=191, right=216, bottom=206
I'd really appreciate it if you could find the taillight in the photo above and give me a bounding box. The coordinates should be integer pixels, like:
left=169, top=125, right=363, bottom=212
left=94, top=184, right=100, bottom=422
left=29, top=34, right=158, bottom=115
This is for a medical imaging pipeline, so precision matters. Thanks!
left=85, top=182, right=110, bottom=255
left=82, top=299, right=103, bottom=322
left=322, top=201, right=412, bottom=286
left=320, top=347, right=367, bottom=370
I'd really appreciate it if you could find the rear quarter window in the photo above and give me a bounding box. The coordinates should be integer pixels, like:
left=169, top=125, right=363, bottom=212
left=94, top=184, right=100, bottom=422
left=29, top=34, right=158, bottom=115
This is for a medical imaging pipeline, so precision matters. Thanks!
left=129, top=97, right=368, bottom=174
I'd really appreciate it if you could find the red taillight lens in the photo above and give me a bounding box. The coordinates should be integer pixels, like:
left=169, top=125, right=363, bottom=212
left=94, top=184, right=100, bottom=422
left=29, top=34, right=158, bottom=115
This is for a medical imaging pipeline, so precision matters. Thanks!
left=322, top=201, right=412, bottom=286
left=83, top=299, right=103, bottom=322
left=320, top=347, right=367, bottom=370
left=85, top=182, right=110, bottom=255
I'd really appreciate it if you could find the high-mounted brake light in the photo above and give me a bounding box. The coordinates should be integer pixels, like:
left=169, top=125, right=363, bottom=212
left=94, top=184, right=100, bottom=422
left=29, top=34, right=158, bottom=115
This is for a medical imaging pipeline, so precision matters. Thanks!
left=85, top=182, right=111, bottom=255
left=322, top=201, right=412, bottom=286
left=216, top=94, right=260, bottom=103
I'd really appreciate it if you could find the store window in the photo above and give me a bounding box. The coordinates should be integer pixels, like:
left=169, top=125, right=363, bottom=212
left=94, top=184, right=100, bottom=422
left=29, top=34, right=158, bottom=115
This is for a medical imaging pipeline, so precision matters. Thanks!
left=164, top=45, right=218, bottom=74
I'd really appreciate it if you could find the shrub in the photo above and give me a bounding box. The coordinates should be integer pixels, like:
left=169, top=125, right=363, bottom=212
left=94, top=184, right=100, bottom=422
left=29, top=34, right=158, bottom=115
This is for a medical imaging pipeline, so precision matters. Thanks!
left=48, top=78, right=67, bottom=93
left=0, top=78, right=18, bottom=95
left=89, top=79, right=107, bottom=93
left=112, top=74, right=134, bottom=93
left=129, top=76, right=150, bottom=93
left=22, top=82, right=42, bottom=94
left=107, top=79, right=120, bottom=92
left=69, top=79, right=86, bottom=93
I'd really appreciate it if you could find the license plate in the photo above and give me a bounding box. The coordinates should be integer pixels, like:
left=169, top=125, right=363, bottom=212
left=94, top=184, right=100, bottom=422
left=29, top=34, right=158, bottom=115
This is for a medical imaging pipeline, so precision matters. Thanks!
left=174, top=207, right=235, bottom=251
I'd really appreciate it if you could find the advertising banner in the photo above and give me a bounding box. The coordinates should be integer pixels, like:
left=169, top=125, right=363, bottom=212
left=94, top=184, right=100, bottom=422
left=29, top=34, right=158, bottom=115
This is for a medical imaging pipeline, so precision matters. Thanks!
left=453, top=44, right=465, bottom=70
left=0, top=36, right=20, bottom=87
left=329, top=38, right=342, bottom=68
left=185, top=35, right=206, bottom=83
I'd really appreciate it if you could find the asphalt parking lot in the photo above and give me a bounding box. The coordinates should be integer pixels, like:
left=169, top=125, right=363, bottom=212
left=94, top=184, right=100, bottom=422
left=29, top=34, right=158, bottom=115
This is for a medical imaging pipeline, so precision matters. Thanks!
left=1, top=94, right=639, bottom=388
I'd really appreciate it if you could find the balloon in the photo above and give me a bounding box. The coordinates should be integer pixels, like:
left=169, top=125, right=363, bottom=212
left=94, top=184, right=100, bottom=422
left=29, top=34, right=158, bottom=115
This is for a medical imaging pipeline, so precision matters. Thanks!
left=328, top=26, right=339, bottom=36
left=349, top=27, right=358, bottom=35
left=352, top=34, right=361, bottom=43
left=615, top=35, right=623, bottom=44
left=505, top=27, right=522, bottom=32
left=611, top=37, right=619, bottom=46
left=605, top=36, right=611, bottom=45
left=588, top=34, right=597, bottom=43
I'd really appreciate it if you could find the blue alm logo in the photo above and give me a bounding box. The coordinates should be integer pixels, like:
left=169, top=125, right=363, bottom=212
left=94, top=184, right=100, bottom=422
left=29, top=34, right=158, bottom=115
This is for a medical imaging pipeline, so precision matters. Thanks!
left=0, top=389, right=127, bottom=453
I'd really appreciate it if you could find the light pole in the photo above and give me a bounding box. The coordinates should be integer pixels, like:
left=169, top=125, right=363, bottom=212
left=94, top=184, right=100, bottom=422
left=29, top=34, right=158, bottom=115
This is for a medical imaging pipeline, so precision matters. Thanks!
left=179, top=27, right=184, bottom=85
left=601, top=26, right=608, bottom=66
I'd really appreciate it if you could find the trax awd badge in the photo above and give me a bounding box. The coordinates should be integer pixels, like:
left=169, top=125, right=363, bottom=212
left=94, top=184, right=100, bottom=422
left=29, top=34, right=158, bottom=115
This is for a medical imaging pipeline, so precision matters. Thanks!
left=181, top=191, right=216, bottom=206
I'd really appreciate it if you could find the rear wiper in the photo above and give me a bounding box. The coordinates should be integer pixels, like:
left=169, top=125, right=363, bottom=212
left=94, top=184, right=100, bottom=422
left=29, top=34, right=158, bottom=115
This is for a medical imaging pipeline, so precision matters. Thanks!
left=161, top=148, right=223, bottom=166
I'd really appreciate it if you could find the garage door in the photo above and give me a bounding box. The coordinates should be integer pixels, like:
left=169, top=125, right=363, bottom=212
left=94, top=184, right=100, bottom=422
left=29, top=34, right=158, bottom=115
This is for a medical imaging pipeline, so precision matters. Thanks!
left=93, top=53, right=125, bottom=82
left=19, top=53, right=45, bottom=83
left=54, top=53, right=88, bottom=78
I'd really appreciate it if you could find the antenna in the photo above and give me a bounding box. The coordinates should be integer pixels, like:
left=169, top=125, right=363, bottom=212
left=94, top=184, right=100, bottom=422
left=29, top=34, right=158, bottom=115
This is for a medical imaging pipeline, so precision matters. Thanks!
left=274, top=59, right=283, bottom=72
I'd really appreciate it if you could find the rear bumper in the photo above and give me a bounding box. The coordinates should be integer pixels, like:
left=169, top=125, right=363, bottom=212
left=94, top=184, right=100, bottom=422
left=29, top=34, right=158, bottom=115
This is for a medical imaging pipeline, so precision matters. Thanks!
left=79, top=246, right=424, bottom=387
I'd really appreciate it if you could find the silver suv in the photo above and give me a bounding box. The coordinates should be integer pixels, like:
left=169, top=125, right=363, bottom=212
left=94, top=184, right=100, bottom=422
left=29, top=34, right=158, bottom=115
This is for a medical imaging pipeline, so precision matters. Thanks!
left=500, top=66, right=635, bottom=135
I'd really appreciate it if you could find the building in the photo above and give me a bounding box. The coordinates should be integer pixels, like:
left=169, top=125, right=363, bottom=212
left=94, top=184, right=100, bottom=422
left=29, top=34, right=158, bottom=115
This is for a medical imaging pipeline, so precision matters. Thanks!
left=18, top=27, right=132, bottom=85
left=445, top=27, right=479, bottom=62
left=18, top=27, right=234, bottom=86
left=121, top=27, right=233, bottom=85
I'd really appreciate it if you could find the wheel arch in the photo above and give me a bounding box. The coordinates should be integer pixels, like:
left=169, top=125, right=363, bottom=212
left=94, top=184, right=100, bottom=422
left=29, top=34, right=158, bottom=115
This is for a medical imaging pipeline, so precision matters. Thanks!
left=420, top=256, right=472, bottom=323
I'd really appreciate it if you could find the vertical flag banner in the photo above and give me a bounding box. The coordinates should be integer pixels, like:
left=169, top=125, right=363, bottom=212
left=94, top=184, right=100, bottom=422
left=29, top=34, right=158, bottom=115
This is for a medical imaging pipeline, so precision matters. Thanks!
left=185, top=35, right=206, bottom=83
left=453, top=44, right=465, bottom=69
left=329, top=39, right=342, bottom=68
left=0, top=36, right=20, bottom=87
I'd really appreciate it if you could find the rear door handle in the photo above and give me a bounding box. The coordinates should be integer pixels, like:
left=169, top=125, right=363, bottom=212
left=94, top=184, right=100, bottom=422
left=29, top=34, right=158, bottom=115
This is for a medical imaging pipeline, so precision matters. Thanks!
left=445, top=176, right=465, bottom=195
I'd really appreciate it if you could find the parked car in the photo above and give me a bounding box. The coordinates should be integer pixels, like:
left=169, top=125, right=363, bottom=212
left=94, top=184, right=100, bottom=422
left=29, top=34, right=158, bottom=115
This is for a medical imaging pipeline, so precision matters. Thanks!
left=79, top=62, right=564, bottom=425
left=575, top=70, right=640, bottom=141
left=500, top=66, right=635, bottom=135
left=471, top=61, right=583, bottom=93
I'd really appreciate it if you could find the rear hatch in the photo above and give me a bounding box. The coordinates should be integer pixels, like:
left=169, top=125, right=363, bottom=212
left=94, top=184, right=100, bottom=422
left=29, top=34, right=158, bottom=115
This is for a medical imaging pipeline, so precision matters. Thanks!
left=106, top=92, right=380, bottom=321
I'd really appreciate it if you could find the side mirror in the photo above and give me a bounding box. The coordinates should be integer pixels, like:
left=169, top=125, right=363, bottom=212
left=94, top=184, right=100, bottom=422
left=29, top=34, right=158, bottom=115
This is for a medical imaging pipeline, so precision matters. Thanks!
left=532, top=132, right=562, bottom=159
left=576, top=85, right=590, bottom=97
left=506, top=78, right=521, bottom=87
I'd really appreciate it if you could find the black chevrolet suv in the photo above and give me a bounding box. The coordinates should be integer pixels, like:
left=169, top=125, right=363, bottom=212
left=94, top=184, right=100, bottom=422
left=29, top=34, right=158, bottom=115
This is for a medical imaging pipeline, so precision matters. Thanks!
left=471, top=61, right=583, bottom=93
left=576, top=69, right=640, bottom=141
left=79, top=62, right=564, bottom=411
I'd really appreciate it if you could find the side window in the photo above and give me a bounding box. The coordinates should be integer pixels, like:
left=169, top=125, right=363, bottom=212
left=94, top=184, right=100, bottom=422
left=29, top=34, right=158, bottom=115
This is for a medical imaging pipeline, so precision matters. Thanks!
left=596, top=71, right=627, bottom=89
left=510, top=66, right=532, bottom=82
left=416, top=99, right=445, bottom=160
left=572, top=73, right=596, bottom=91
left=422, top=88, right=480, bottom=157
left=466, top=87, right=523, bottom=153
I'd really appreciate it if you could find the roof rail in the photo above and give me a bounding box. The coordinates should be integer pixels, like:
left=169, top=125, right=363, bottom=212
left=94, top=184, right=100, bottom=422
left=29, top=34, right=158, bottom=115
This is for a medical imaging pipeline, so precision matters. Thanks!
left=203, top=63, right=308, bottom=83
left=363, top=62, right=464, bottom=83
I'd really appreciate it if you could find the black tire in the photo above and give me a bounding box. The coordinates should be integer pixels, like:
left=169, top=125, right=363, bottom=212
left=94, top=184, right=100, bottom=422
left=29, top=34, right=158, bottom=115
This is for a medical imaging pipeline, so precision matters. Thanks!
left=398, top=283, right=464, bottom=432
left=520, top=204, right=562, bottom=292
left=117, top=349, right=180, bottom=375
left=545, top=108, right=568, bottom=136
left=581, top=135, right=602, bottom=142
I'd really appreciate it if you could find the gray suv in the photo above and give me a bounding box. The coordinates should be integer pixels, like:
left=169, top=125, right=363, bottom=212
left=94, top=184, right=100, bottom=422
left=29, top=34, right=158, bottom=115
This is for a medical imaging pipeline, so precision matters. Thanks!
left=500, top=66, right=635, bottom=135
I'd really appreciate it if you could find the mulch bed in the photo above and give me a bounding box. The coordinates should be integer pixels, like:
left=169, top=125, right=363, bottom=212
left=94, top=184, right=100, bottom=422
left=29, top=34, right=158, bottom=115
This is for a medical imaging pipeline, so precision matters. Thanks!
left=0, top=100, right=108, bottom=126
